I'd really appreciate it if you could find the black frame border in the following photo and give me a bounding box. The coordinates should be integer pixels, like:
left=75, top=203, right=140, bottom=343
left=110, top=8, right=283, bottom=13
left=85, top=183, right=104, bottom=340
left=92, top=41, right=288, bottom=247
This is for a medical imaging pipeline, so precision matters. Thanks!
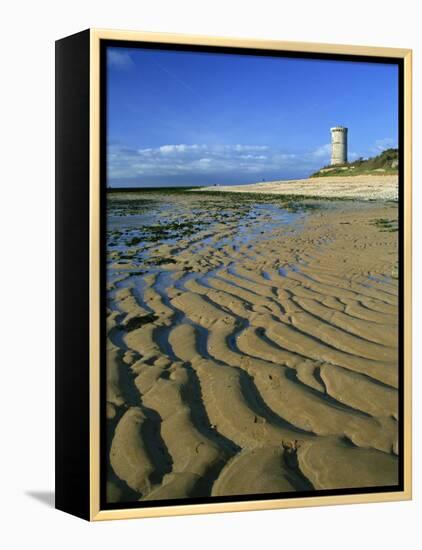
left=55, top=29, right=91, bottom=520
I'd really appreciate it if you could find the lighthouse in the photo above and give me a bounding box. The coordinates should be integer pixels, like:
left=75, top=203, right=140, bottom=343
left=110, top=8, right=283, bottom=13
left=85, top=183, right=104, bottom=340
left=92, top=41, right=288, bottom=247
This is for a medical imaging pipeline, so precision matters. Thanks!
left=330, top=126, right=348, bottom=165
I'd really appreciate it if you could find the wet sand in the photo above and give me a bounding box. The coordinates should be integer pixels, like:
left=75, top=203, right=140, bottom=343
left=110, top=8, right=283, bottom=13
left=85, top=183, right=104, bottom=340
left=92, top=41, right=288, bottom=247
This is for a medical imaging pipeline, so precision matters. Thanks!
left=105, top=191, right=399, bottom=503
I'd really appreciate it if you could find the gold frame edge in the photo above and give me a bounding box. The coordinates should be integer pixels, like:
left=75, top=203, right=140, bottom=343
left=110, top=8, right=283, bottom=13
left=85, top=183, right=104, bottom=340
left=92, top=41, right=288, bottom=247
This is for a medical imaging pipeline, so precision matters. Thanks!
left=88, top=28, right=412, bottom=521
left=90, top=29, right=101, bottom=521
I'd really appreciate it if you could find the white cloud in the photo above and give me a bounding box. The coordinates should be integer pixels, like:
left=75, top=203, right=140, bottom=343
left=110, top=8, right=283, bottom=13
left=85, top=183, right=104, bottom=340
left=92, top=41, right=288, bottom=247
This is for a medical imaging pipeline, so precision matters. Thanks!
left=108, top=142, right=334, bottom=181
left=157, top=144, right=204, bottom=154
left=233, top=144, right=268, bottom=152
left=108, top=50, right=134, bottom=70
left=311, top=143, right=331, bottom=159
left=372, top=137, right=397, bottom=154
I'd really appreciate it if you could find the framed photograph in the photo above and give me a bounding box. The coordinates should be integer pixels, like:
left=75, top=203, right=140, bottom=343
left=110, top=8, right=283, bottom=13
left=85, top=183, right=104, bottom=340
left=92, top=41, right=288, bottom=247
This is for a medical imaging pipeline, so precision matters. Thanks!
left=55, top=29, right=412, bottom=521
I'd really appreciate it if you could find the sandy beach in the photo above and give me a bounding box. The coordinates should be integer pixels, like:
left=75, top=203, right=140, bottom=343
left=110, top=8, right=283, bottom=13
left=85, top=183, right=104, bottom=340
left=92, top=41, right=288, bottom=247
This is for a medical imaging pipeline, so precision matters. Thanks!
left=199, top=174, right=398, bottom=201
left=105, top=187, right=399, bottom=503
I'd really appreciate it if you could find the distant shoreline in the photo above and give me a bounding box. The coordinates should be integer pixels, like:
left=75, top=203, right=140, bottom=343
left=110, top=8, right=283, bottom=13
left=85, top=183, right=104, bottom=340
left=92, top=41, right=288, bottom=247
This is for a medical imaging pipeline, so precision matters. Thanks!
left=107, top=174, right=398, bottom=201
left=194, top=174, right=398, bottom=201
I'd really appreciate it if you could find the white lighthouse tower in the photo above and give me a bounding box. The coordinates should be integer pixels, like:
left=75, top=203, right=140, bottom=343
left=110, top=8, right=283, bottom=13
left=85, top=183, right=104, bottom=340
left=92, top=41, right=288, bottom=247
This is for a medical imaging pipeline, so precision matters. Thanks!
left=330, top=126, right=348, bottom=166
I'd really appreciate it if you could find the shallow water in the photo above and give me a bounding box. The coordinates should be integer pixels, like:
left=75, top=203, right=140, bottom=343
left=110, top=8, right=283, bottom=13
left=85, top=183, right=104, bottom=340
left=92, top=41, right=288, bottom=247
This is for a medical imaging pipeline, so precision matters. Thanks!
left=106, top=191, right=305, bottom=281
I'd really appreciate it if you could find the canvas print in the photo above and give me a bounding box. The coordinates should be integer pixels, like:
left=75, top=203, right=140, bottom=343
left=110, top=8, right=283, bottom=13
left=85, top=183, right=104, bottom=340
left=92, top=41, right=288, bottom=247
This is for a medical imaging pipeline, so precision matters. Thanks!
left=104, top=44, right=401, bottom=506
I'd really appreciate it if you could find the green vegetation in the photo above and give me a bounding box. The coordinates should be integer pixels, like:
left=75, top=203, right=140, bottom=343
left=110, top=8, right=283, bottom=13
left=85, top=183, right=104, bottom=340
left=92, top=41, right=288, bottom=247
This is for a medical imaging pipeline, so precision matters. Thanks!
left=188, top=190, right=324, bottom=210
left=392, top=263, right=399, bottom=280
left=370, top=217, right=398, bottom=232
left=311, top=148, right=399, bottom=178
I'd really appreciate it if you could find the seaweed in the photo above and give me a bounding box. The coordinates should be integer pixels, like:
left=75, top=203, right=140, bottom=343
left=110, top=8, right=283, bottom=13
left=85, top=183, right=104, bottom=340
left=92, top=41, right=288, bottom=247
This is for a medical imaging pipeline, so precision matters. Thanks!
left=119, top=314, right=159, bottom=332
left=371, top=218, right=398, bottom=232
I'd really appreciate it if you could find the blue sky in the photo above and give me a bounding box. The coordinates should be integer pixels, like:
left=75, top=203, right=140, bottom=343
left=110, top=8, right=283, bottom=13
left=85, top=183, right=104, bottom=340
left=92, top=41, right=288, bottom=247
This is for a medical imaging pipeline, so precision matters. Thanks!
left=106, top=46, right=399, bottom=187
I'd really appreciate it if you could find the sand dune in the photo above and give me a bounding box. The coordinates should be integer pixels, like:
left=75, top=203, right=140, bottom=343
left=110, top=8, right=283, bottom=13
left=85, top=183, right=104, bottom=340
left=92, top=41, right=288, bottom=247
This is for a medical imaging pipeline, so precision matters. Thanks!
left=105, top=192, right=399, bottom=503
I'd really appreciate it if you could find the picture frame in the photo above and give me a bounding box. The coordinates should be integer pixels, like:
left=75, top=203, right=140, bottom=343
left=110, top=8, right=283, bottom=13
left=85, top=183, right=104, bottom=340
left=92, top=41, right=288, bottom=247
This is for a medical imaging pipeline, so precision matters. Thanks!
left=55, top=28, right=412, bottom=521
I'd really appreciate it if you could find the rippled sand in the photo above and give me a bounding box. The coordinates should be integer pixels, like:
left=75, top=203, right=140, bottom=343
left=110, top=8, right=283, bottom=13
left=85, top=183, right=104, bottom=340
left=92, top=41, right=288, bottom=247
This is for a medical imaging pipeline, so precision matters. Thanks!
left=105, top=192, right=399, bottom=503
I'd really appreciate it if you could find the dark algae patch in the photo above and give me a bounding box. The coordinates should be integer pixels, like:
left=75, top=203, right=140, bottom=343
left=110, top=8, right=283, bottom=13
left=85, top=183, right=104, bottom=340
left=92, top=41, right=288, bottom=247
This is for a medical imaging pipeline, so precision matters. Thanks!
left=145, top=257, right=177, bottom=266
left=126, top=236, right=142, bottom=246
left=105, top=188, right=311, bottom=274
left=371, top=218, right=398, bottom=232
left=140, top=221, right=203, bottom=242
left=120, top=314, right=159, bottom=332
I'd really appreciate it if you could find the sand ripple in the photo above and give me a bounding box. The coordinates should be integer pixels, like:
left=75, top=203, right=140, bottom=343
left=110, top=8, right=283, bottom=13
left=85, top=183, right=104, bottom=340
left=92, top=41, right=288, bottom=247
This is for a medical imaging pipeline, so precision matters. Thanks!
left=105, top=194, right=399, bottom=502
